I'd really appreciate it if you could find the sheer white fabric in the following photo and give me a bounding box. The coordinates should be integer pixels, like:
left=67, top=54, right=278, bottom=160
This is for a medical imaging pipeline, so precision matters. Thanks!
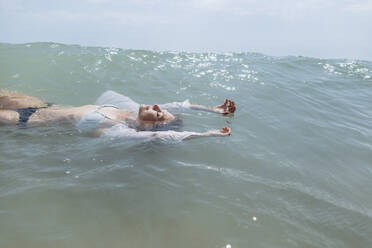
left=77, top=91, right=193, bottom=141
left=158, top=99, right=190, bottom=111
left=95, top=90, right=191, bottom=114
left=76, top=110, right=105, bottom=132
left=95, top=90, right=140, bottom=114
left=103, top=124, right=196, bottom=143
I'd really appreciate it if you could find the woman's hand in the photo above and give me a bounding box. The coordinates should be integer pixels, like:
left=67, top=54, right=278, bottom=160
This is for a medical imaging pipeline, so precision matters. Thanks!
left=213, top=99, right=236, bottom=115
left=208, top=126, right=231, bottom=136
left=220, top=126, right=231, bottom=136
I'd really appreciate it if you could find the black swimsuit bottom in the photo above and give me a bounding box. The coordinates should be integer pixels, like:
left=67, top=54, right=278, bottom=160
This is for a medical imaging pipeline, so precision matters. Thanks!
left=16, top=107, right=39, bottom=127
left=16, top=103, right=53, bottom=127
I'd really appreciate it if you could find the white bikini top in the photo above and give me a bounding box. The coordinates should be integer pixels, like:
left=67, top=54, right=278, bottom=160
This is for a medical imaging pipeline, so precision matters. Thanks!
left=93, top=105, right=127, bottom=125
left=76, top=104, right=124, bottom=132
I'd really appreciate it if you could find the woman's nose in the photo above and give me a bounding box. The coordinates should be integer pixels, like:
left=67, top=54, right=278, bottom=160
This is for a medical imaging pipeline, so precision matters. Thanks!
left=152, top=104, right=161, bottom=112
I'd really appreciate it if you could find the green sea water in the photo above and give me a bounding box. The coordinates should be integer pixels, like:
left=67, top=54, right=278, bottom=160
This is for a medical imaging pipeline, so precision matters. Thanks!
left=0, top=42, right=372, bottom=248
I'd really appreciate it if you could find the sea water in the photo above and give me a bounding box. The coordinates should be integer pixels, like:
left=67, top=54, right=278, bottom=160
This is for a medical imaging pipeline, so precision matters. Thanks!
left=0, top=42, right=372, bottom=248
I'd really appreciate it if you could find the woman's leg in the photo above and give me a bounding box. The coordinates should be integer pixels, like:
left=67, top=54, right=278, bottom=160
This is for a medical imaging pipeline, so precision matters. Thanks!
left=0, top=110, right=19, bottom=125
left=0, top=90, right=46, bottom=110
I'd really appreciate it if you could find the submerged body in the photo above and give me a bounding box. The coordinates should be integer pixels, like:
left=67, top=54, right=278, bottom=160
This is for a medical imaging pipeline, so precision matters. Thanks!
left=0, top=90, right=235, bottom=141
left=6, top=104, right=135, bottom=128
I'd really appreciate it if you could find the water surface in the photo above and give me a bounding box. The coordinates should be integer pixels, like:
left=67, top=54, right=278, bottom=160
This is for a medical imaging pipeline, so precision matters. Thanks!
left=1, top=42, right=372, bottom=248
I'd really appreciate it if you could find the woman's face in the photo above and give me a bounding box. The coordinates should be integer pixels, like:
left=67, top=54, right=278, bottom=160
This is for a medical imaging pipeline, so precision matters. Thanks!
left=138, top=104, right=175, bottom=123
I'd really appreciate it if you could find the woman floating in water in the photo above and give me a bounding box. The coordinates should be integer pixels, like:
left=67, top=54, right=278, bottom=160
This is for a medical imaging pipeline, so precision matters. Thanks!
left=0, top=90, right=235, bottom=142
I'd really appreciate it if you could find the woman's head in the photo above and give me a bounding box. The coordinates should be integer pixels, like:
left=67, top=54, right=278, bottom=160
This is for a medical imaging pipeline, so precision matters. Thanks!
left=137, top=104, right=181, bottom=130
left=138, top=104, right=175, bottom=122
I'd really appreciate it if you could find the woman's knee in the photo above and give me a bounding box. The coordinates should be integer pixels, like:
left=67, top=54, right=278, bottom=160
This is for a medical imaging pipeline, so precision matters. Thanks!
left=0, top=93, right=45, bottom=110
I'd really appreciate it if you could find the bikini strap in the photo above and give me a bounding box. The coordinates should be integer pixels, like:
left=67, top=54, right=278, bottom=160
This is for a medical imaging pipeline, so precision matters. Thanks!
left=97, top=104, right=120, bottom=110
left=93, top=105, right=127, bottom=125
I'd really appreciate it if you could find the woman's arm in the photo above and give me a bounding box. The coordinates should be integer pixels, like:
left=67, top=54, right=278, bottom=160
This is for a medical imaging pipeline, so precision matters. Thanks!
left=190, top=99, right=236, bottom=115
left=159, top=99, right=236, bottom=115
left=183, top=126, right=231, bottom=140
left=98, top=125, right=231, bottom=142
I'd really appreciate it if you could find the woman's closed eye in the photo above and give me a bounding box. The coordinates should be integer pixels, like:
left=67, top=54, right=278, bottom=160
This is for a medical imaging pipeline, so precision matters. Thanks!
left=157, top=111, right=164, bottom=120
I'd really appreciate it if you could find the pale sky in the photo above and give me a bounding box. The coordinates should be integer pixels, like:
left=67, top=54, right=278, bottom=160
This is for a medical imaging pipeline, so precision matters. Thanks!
left=1, top=0, right=371, bottom=60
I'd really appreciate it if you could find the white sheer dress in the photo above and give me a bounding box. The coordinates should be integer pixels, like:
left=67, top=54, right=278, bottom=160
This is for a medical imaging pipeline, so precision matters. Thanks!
left=77, top=90, right=196, bottom=142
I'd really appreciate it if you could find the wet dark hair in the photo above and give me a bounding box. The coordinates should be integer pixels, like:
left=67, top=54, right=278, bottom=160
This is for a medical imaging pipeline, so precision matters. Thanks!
left=150, top=117, right=183, bottom=131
